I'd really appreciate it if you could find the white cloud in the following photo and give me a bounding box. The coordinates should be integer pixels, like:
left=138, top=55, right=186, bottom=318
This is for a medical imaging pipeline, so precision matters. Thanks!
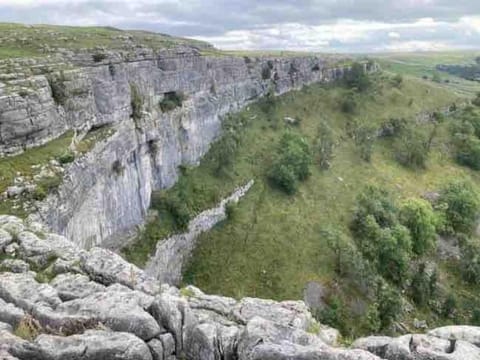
left=388, top=32, right=401, bottom=38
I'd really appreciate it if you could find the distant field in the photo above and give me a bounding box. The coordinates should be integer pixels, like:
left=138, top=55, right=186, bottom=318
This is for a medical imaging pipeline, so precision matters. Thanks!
left=0, top=23, right=211, bottom=60
left=376, top=51, right=480, bottom=96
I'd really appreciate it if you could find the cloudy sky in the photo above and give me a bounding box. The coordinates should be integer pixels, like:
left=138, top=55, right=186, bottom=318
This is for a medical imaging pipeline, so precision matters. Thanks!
left=0, top=0, right=479, bottom=53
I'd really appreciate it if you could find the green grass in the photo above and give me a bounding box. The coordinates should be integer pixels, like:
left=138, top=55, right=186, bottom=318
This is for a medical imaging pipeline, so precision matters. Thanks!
left=376, top=51, right=480, bottom=97
left=0, top=23, right=212, bottom=60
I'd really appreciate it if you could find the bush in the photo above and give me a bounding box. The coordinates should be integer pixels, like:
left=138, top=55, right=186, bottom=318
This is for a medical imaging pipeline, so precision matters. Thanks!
left=130, top=84, right=143, bottom=121
left=472, top=93, right=480, bottom=107
left=316, top=121, right=335, bottom=170
left=399, top=198, right=437, bottom=256
left=460, top=239, right=480, bottom=284
left=394, top=127, right=429, bottom=169
left=443, top=293, right=457, bottom=318
left=392, top=74, right=403, bottom=88
left=341, top=97, right=357, bottom=114
left=410, top=263, right=432, bottom=306
left=92, top=53, right=107, bottom=62
left=377, top=283, right=403, bottom=330
left=160, top=91, right=185, bottom=112
left=112, top=160, right=125, bottom=175
left=345, top=62, right=371, bottom=91
left=376, top=224, right=412, bottom=285
left=353, top=123, right=376, bottom=162
left=379, top=117, right=408, bottom=137
left=261, top=66, right=272, bottom=80
left=58, top=150, right=75, bottom=165
left=438, top=181, right=480, bottom=234
left=269, top=132, right=313, bottom=194
left=47, top=75, right=68, bottom=106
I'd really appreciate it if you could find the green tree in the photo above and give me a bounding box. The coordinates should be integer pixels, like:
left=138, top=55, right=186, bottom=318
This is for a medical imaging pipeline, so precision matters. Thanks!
left=377, top=224, right=412, bottom=285
left=394, top=127, right=429, bottom=169
left=460, top=239, right=480, bottom=284
left=399, top=198, right=437, bottom=256
left=438, top=181, right=480, bottom=234
left=410, top=263, right=431, bottom=306
left=269, top=132, right=313, bottom=194
left=377, top=283, right=403, bottom=330
left=345, top=62, right=371, bottom=91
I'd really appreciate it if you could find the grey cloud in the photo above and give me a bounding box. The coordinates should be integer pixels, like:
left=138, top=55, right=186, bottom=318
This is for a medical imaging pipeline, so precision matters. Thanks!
left=0, top=0, right=479, bottom=52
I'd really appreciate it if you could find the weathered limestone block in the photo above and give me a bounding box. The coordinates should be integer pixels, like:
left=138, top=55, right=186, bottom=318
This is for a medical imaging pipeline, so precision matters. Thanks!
left=428, top=326, right=480, bottom=347
left=50, top=273, right=105, bottom=301
left=0, top=298, right=25, bottom=328
left=10, top=330, right=153, bottom=360
left=56, top=289, right=161, bottom=340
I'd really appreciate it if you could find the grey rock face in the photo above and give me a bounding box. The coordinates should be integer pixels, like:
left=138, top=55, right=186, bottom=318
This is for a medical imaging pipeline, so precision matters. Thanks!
left=11, top=330, right=153, bottom=360
left=0, top=229, right=13, bottom=252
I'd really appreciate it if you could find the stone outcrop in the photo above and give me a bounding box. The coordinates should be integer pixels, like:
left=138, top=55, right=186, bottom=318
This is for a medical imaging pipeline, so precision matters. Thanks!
left=1, top=215, right=479, bottom=360
left=0, top=45, right=371, bottom=249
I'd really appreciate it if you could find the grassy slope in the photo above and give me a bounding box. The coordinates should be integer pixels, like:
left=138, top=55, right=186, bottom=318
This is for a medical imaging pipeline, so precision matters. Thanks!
left=0, top=23, right=211, bottom=60
left=377, top=51, right=480, bottom=97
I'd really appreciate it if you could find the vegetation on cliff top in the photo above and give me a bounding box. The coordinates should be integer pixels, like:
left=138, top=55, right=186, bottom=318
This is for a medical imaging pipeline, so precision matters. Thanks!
left=0, top=23, right=211, bottom=60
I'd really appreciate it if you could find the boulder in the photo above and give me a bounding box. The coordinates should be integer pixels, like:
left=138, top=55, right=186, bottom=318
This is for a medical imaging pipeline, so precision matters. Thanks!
left=50, top=273, right=105, bottom=301
left=428, top=326, right=480, bottom=347
left=233, top=297, right=312, bottom=329
left=250, top=342, right=381, bottom=360
left=0, top=272, right=61, bottom=312
left=10, top=330, right=152, bottom=360
left=0, top=260, right=30, bottom=273
left=0, top=229, right=13, bottom=252
left=0, top=298, right=25, bottom=328
left=147, top=338, right=164, bottom=360
left=56, top=289, right=161, bottom=340
left=237, top=316, right=326, bottom=360
left=80, top=247, right=160, bottom=295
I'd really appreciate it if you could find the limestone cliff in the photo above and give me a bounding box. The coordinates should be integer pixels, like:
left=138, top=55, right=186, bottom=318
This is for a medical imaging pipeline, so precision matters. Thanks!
left=0, top=46, right=367, bottom=249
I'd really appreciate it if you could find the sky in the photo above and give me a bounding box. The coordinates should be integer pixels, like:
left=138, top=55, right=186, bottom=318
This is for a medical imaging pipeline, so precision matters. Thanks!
left=0, top=0, right=479, bottom=53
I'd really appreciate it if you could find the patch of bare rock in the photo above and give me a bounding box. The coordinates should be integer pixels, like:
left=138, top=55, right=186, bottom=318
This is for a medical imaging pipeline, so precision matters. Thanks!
left=0, top=215, right=480, bottom=360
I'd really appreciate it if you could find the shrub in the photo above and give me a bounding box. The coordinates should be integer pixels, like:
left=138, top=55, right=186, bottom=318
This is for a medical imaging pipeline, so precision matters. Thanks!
left=316, top=121, right=335, bottom=170
left=376, top=224, right=412, bottom=285
left=392, top=74, right=403, bottom=88
left=345, top=62, right=371, bottom=91
left=160, top=91, right=185, bottom=112
left=377, top=283, right=403, bottom=330
left=341, top=97, right=357, bottom=114
left=443, top=293, right=457, bottom=318
left=472, top=92, right=480, bottom=107
left=130, top=84, right=143, bottom=121
left=58, top=150, right=75, bottom=165
left=455, top=137, right=480, bottom=170
left=92, top=53, right=107, bottom=62
left=353, top=123, right=376, bottom=162
left=379, top=117, right=408, bottom=137
left=394, top=127, right=429, bottom=169
left=438, top=181, right=480, bottom=234
left=410, top=263, right=432, bottom=306
left=261, top=66, right=272, bottom=80
left=460, top=239, right=480, bottom=284
left=166, top=195, right=191, bottom=230
left=47, top=75, right=68, bottom=106
left=112, top=160, right=125, bottom=175
left=399, top=198, right=437, bottom=256
left=269, top=132, right=312, bottom=194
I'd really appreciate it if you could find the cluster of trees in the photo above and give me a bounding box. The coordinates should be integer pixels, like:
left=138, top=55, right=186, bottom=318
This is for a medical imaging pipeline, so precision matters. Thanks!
left=451, top=107, right=480, bottom=170
left=321, top=180, right=480, bottom=333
